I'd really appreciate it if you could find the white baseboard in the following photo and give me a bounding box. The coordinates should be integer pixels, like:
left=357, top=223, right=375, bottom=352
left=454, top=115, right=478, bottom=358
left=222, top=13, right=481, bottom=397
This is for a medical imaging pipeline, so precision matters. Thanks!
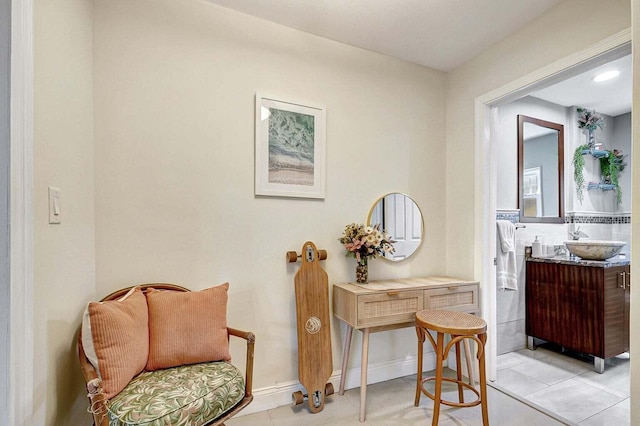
left=240, top=353, right=437, bottom=416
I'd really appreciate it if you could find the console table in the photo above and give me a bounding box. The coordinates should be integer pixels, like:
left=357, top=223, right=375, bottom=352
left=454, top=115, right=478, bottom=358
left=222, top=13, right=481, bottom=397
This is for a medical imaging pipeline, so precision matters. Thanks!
left=332, top=276, right=480, bottom=422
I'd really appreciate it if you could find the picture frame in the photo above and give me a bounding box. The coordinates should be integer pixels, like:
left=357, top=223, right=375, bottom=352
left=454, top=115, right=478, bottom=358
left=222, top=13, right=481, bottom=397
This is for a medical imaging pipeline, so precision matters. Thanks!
left=255, top=93, right=326, bottom=199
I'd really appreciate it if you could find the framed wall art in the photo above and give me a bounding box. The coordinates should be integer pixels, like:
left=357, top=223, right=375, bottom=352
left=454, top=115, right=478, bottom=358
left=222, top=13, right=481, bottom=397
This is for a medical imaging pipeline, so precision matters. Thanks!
left=255, top=93, right=326, bottom=199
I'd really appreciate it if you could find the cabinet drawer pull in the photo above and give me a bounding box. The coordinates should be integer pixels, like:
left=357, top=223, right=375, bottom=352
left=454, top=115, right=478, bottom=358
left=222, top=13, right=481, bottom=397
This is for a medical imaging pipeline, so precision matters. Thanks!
left=618, top=272, right=627, bottom=289
left=447, top=286, right=459, bottom=291
left=386, top=291, right=400, bottom=296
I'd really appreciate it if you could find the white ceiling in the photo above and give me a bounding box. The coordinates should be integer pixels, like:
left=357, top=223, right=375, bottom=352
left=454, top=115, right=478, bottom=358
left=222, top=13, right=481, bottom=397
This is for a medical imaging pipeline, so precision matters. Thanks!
left=530, top=55, right=632, bottom=117
left=206, top=0, right=562, bottom=71
left=207, top=0, right=631, bottom=116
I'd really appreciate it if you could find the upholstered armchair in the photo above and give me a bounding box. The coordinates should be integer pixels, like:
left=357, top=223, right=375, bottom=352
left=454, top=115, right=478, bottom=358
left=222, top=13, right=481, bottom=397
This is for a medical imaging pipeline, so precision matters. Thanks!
left=77, top=283, right=255, bottom=426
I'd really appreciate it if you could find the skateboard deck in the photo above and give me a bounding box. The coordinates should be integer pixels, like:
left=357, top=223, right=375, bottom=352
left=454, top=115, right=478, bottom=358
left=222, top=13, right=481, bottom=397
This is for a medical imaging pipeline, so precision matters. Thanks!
left=288, top=241, right=333, bottom=413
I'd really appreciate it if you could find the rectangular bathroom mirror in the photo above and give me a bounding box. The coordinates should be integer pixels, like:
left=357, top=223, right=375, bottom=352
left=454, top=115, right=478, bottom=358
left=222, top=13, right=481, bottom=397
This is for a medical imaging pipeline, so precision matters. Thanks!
left=517, top=115, right=564, bottom=223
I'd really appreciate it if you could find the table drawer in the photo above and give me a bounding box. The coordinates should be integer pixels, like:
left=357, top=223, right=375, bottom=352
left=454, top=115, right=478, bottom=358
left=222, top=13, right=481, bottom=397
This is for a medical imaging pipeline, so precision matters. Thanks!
left=424, top=284, right=478, bottom=313
left=357, top=290, right=423, bottom=327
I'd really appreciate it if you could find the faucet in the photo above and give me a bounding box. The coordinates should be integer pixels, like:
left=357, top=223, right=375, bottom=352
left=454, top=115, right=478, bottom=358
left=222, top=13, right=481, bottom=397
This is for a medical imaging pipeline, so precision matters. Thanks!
left=569, top=227, right=589, bottom=240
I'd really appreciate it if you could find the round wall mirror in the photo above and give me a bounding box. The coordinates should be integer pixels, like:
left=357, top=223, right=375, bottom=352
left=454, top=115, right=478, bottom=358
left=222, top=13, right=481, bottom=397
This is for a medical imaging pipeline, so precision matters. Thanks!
left=367, top=193, right=424, bottom=261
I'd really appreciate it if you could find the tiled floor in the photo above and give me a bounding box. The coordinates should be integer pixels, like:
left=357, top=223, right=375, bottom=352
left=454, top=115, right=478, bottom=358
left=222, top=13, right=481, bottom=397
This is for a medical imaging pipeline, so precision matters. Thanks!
left=227, top=368, right=567, bottom=426
left=493, top=346, right=630, bottom=425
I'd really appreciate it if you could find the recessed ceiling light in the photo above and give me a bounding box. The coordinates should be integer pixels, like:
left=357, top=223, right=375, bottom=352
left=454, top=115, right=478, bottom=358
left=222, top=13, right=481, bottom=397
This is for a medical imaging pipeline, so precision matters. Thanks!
left=593, top=70, right=620, bottom=82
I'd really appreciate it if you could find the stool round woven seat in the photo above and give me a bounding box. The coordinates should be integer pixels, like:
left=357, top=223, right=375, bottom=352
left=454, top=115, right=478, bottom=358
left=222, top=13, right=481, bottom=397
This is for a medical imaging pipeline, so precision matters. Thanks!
left=414, top=309, right=489, bottom=426
left=416, top=309, right=487, bottom=335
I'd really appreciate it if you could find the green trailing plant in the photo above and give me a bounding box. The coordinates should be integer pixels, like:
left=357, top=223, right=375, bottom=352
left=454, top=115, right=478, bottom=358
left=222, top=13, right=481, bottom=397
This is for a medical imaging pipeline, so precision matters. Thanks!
left=573, top=144, right=626, bottom=205
left=599, top=149, right=626, bottom=205
left=573, top=144, right=589, bottom=203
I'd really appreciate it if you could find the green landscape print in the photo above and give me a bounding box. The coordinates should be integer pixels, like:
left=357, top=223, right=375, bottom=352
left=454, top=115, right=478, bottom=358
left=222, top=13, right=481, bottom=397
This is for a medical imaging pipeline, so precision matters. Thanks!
left=268, top=108, right=315, bottom=186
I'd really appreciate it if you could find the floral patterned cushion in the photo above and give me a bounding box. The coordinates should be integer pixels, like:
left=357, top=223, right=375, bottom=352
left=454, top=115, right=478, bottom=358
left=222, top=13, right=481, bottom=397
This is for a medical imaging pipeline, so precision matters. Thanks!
left=107, top=361, right=245, bottom=426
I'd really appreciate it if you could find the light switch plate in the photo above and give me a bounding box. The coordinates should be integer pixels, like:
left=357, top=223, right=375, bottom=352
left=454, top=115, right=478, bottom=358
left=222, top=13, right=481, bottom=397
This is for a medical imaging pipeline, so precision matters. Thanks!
left=48, top=186, right=61, bottom=224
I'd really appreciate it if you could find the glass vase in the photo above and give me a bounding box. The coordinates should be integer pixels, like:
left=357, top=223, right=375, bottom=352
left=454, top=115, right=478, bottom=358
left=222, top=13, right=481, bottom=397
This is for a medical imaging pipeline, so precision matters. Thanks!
left=355, top=257, right=368, bottom=284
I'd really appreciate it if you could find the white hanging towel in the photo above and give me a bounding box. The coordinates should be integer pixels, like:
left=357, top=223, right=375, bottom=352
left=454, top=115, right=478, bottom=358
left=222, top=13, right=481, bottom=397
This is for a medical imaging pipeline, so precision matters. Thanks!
left=496, top=220, right=518, bottom=291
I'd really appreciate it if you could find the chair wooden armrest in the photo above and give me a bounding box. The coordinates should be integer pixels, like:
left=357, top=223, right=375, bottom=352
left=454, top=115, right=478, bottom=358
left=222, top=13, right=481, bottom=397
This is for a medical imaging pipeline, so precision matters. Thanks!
left=211, top=328, right=255, bottom=425
left=227, top=327, right=255, bottom=397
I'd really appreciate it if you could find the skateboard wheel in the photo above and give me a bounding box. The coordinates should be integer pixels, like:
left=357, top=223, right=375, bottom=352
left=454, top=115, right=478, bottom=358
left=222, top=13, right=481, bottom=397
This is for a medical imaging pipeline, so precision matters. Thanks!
left=324, top=382, right=334, bottom=396
left=292, top=390, right=304, bottom=406
left=287, top=251, right=299, bottom=263
left=318, top=250, right=327, bottom=261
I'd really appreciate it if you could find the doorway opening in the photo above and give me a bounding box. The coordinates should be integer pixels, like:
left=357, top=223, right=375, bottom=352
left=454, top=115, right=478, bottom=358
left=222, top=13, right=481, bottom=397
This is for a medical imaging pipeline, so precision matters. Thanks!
left=477, top=31, right=631, bottom=423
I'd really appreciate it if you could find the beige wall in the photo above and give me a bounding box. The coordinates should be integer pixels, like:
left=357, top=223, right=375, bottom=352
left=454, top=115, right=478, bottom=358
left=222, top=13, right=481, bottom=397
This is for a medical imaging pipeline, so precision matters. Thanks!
left=33, top=0, right=95, bottom=424
left=90, top=0, right=445, bottom=418
left=31, top=0, right=637, bottom=422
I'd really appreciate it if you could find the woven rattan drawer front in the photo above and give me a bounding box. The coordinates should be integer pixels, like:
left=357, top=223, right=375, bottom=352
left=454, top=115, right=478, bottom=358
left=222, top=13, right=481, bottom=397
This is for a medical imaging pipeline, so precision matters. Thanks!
left=424, top=284, right=478, bottom=313
left=357, top=290, right=423, bottom=327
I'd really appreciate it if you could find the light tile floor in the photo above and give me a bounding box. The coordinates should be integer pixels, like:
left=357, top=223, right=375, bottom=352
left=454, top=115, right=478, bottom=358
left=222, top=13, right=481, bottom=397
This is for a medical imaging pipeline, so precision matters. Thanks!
left=493, top=346, right=630, bottom=425
left=227, top=368, right=568, bottom=426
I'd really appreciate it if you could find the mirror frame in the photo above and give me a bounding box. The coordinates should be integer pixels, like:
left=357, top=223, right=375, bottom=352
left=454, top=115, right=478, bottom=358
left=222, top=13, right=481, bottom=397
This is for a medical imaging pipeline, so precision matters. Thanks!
left=517, top=115, right=565, bottom=224
left=366, top=192, right=424, bottom=262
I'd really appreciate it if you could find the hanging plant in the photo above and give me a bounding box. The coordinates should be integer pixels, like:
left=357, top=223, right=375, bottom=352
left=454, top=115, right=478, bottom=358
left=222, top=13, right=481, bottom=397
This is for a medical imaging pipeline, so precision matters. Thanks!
left=573, top=144, right=589, bottom=203
left=574, top=145, right=626, bottom=205
left=599, top=149, right=626, bottom=204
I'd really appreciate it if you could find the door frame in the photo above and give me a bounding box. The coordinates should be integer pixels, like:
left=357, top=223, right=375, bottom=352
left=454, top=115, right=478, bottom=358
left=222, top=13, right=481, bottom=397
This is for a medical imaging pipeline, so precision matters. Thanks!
left=474, top=29, right=632, bottom=381
left=10, top=0, right=35, bottom=423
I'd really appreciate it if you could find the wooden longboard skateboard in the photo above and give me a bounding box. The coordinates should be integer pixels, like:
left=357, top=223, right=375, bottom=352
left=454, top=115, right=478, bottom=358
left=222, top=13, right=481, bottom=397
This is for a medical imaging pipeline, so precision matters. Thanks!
left=287, top=241, right=334, bottom=413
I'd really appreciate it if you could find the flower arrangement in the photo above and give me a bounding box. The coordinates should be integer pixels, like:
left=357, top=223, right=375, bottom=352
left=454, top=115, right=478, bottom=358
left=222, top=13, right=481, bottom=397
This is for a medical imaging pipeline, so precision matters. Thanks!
left=339, top=223, right=395, bottom=264
left=577, top=107, right=605, bottom=132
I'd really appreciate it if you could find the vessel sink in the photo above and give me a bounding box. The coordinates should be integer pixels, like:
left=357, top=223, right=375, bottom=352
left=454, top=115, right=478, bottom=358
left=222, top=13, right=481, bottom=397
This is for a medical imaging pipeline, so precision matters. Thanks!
left=564, top=240, right=625, bottom=260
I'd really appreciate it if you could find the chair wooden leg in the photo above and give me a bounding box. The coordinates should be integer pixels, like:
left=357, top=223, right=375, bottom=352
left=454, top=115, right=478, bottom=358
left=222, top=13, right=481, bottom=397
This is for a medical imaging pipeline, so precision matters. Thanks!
left=432, top=332, right=445, bottom=426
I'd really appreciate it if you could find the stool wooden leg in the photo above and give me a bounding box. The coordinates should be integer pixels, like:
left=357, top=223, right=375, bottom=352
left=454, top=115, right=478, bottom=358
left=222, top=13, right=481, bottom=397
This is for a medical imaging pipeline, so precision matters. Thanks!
left=463, top=339, right=475, bottom=386
left=478, top=333, right=489, bottom=426
left=414, top=326, right=424, bottom=407
left=432, top=332, right=445, bottom=426
left=454, top=339, right=464, bottom=403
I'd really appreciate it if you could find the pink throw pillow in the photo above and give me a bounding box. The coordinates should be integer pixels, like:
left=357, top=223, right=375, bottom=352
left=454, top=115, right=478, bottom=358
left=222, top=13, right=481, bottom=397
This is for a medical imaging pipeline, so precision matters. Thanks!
left=145, top=283, right=231, bottom=370
left=82, top=287, right=149, bottom=399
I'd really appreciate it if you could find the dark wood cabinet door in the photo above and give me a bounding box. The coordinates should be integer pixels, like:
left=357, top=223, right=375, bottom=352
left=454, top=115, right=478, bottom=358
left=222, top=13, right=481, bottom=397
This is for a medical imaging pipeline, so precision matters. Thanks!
left=603, top=265, right=630, bottom=358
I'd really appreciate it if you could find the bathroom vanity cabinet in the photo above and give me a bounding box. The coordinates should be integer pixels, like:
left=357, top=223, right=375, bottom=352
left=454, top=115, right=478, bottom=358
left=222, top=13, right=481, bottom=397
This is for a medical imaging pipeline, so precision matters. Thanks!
left=526, top=258, right=630, bottom=373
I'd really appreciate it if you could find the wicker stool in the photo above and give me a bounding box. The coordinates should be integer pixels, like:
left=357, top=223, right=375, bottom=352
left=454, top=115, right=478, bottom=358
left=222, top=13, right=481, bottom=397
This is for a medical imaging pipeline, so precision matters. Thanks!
left=414, top=309, right=488, bottom=425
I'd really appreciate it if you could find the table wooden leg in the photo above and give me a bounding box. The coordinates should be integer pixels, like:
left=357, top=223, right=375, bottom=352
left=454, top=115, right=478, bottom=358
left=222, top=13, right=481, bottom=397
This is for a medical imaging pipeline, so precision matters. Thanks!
left=414, top=326, right=424, bottom=407
left=339, top=325, right=354, bottom=395
left=359, top=328, right=370, bottom=422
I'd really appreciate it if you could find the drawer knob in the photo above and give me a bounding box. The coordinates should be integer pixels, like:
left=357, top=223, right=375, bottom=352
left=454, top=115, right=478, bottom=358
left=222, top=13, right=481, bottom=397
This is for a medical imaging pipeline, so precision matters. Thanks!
left=387, top=291, right=400, bottom=296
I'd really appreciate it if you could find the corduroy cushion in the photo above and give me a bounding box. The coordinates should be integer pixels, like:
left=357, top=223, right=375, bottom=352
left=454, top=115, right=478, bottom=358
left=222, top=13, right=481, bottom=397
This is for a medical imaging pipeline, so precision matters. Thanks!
left=82, top=287, right=149, bottom=399
left=145, top=283, right=231, bottom=370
